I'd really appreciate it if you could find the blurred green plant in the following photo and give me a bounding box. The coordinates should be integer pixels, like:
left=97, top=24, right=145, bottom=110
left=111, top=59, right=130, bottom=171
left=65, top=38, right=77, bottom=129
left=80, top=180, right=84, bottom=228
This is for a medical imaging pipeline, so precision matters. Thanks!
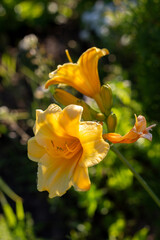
left=0, top=54, right=16, bottom=86
left=0, top=178, right=38, bottom=240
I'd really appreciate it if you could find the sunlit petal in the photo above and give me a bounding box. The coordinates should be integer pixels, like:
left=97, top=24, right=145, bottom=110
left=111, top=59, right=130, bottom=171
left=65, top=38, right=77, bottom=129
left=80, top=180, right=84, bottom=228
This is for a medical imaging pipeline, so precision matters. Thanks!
left=33, top=104, right=62, bottom=134
left=38, top=152, right=81, bottom=198
left=79, top=122, right=110, bottom=167
left=72, top=166, right=91, bottom=191
left=27, top=137, right=45, bottom=162
left=59, top=104, right=83, bottom=137
left=77, top=47, right=109, bottom=96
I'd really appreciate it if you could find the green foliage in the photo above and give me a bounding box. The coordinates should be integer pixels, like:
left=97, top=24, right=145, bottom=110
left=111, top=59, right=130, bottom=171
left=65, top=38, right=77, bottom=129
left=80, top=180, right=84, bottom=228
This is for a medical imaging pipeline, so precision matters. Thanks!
left=15, top=1, right=44, bottom=20
left=108, top=216, right=126, bottom=240
left=0, top=54, right=16, bottom=86
left=0, top=180, right=38, bottom=240
left=0, top=215, right=12, bottom=240
left=108, top=167, right=133, bottom=190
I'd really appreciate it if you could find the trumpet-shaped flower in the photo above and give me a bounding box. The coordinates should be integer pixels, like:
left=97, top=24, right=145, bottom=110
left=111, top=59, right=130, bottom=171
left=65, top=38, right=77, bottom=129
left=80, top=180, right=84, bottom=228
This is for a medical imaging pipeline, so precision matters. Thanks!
left=103, top=115, right=156, bottom=144
left=45, top=47, right=109, bottom=99
left=28, top=104, right=109, bottom=198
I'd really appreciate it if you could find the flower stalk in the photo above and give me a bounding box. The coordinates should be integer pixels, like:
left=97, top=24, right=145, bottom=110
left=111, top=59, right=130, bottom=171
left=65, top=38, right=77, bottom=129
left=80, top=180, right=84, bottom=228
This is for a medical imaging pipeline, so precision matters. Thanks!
left=111, top=145, right=160, bottom=208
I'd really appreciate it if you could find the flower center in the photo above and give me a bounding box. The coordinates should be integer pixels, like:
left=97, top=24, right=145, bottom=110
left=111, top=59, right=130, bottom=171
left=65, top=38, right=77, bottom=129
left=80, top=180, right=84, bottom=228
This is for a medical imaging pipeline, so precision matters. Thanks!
left=50, top=137, right=82, bottom=159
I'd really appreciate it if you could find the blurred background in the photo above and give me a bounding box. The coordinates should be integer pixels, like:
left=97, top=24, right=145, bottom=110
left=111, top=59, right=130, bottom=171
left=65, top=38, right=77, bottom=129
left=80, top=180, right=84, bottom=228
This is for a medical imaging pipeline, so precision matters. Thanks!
left=0, top=0, right=160, bottom=239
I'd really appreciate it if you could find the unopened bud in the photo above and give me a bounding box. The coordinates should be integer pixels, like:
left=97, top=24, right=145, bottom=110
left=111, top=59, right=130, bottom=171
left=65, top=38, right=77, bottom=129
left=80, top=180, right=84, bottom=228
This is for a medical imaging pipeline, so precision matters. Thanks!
left=54, top=88, right=78, bottom=106
left=95, top=112, right=105, bottom=121
left=107, top=113, right=117, bottom=132
left=53, top=89, right=98, bottom=121
left=100, top=84, right=113, bottom=116
left=77, top=100, right=93, bottom=121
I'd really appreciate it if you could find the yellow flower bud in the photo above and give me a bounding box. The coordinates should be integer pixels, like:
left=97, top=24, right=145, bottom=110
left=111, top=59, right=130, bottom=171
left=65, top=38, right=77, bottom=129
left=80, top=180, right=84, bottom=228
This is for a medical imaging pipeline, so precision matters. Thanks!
left=100, top=84, right=113, bottom=116
left=77, top=100, right=93, bottom=121
left=54, top=88, right=78, bottom=106
left=107, top=113, right=117, bottom=132
left=53, top=89, right=98, bottom=121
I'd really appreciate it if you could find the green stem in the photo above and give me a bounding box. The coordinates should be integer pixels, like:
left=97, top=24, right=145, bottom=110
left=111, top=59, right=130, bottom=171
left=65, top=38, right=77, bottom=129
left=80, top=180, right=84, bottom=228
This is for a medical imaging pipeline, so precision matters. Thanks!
left=0, top=177, right=22, bottom=202
left=111, top=145, right=160, bottom=208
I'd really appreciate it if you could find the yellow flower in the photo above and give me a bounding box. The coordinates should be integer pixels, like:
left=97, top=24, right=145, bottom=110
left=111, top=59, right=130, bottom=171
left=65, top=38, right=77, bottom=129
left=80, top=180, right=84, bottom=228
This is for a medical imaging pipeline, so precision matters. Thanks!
left=45, top=47, right=109, bottom=99
left=28, top=104, right=109, bottom=198
left=103, top=115, right=156, bottom=144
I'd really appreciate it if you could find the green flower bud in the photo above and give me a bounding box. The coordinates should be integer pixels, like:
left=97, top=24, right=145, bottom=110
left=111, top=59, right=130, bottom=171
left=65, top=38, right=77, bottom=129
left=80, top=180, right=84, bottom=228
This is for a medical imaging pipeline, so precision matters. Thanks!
left=95, top=112, right=106, bottom=121
left=107, top=113, right=117, bottom=132
left=100, top=84, right=113, bottom=116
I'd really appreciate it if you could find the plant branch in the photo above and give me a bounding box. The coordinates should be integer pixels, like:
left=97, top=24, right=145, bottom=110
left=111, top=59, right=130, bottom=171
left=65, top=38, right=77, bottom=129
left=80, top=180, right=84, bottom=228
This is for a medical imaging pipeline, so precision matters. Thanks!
left=111, top=145, right=160, bottom=208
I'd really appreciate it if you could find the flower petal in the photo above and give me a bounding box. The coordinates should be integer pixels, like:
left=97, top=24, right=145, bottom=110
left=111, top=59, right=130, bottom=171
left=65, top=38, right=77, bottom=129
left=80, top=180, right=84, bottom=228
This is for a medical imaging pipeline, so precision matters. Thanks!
left=34, top=104, right=68, bottom=149
left=47, top=63, right=82, bottom=88
left=45, top=64, right=93, bottom=97
left=37, top=152, right=82, bottom=198
left=77, top=47, right=109, bottom=96
left=135, top=115, right=147, bottom=132
left=33, top=104, right=62, bottom=135
left=104, top=131, right=139, bottom=144
left=59, top=104, right=83, bottom=137
left=141, top=132, right=152, bottom=141
left=72, top=166, right=91, bottom=191
left=27, top=137, right=45, bottom=162
left=79, top=122, right=110, bottom=167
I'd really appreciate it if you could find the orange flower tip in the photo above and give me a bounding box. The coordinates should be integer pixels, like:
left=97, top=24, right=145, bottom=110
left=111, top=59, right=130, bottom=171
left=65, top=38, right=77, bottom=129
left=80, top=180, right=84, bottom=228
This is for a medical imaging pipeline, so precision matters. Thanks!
left=102, top=48, right=110, bottom=55
left=45, top=81, right=49, bottom=89
left=45, top=79, right=54, bottom=89
left=136, top=115, right=144, bottom=122
left=77, top=184, right=91, bottom=192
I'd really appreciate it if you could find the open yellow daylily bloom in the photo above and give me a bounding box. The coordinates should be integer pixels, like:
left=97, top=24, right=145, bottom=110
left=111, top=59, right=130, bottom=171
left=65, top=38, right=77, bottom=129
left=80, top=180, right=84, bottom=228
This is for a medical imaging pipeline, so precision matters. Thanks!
left=45, top=47, right=109, bottom=99
left=103, top=115, right=156, bottom=144
left=28, top=104, right=109, bottom=198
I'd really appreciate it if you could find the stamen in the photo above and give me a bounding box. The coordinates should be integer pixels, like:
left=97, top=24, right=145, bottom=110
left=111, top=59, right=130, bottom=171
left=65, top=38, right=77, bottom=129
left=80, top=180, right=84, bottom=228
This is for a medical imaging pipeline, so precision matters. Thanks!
left=66, top=143, right=74, bottom=152
left=51, top=140, right=54, bottom=147
left=65, top=49, right=73, bottom=63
